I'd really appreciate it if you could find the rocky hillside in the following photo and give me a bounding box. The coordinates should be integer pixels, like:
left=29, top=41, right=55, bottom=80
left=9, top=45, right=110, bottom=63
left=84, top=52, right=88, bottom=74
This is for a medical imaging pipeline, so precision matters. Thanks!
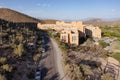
left=0, top=8, right=41, bottom=23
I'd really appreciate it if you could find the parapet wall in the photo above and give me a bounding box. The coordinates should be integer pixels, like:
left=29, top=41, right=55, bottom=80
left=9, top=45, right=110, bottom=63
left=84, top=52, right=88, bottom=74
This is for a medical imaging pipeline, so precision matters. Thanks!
left=37, top=21, right=83, bottom=31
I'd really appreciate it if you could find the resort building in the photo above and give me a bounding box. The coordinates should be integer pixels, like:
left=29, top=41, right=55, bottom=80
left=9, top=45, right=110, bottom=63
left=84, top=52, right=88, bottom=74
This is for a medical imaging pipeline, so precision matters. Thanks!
left=37, top=21, right=101, bottom=45
left=38, top=21, right=83, bottom=32
left=84, top=25, right=101, bottom=38
left=60, top=29, right=79, bottom=45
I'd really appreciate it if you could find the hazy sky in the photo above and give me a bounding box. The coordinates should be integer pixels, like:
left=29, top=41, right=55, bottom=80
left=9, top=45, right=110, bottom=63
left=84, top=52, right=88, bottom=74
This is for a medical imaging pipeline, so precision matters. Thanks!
left=0, top=0, right=120, bottom=20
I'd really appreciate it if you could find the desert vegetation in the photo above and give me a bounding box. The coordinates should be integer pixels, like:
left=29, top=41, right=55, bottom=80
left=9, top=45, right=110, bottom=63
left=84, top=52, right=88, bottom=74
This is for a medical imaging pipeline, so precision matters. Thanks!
left=0, top=8, right=40, bottom=23
left=0, top=19, right=43, bottom=80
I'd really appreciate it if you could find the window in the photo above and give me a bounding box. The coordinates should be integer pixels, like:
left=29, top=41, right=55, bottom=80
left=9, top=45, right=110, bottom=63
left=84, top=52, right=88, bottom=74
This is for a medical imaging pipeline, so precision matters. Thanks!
left=72, top=36, right=76, bottom=42
left=62, top=35, right=66, bottom=39
left=61, top=35, right=66, bottom=42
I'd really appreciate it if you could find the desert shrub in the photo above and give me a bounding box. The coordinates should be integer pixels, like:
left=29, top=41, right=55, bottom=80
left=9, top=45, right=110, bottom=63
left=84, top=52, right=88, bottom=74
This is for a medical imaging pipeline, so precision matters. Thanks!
left=33, top=53, right=40, bottom=62
left=80, top=64, right=93, bottom=77
left=1, top=64, right=13, bottom=72
left=65, top=64, right=83, bottom=80
left=102, top=32, right=111, bottom=37
left=0, top=74, right=6, bottom=80
left=99, top=41, right=109, bottom=48
left=0, top=57, right=7, bottom=64
left=111, top=53, right=120, bottom=61
left=14, top=43, right=24, bottom=57
left=102, top=73, right=113, bottom=80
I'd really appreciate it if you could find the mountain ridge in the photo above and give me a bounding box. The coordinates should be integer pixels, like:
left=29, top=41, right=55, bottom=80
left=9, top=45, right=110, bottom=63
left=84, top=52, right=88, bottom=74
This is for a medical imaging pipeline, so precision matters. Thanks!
left=83, top=18, right=120, bottom=26
left=0, top=8, right=41, bottom=23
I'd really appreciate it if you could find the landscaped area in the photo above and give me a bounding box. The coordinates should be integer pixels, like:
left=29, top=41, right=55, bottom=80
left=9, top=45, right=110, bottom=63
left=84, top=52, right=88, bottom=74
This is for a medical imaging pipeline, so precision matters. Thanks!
left=101, top=26, right=120, bottom=40
left=111, top=53, right=120, bottom=62
left=100, top=26, right=120, bottom=61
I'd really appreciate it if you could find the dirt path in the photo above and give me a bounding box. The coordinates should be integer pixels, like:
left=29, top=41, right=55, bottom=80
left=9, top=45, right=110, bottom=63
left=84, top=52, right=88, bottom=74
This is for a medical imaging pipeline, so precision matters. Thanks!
left=39, top=37, right=59, bottom=80
left=51, top=38, right=67, bottom=80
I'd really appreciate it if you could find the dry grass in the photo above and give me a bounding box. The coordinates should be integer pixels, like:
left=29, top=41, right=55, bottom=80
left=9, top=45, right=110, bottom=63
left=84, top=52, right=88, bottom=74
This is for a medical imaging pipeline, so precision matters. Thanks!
left=111, top=53, right=120, bottom=62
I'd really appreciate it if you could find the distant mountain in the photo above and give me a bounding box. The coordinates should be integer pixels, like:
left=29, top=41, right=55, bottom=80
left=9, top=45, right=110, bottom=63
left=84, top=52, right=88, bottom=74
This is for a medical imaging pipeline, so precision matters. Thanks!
left=0, top=8, right=41, bottom=23
left=83, top=18, right=120, bottom=26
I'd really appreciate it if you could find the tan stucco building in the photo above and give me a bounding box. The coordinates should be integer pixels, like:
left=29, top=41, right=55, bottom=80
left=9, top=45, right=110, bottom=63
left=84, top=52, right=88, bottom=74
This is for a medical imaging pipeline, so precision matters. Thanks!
left=37, top=21, right=101, bottom=45
left=84, top=25, right=101, bottom=38
left=38, top=21, right=83, bottom=32
left=60, top=29, right=79, bottom=45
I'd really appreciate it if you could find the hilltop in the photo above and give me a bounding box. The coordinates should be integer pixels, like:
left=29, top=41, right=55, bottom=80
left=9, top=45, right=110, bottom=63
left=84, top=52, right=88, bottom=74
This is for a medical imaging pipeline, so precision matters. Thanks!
left=83, top=18, right=120, bottom=26
left=0, top=8, right=41, bottom=23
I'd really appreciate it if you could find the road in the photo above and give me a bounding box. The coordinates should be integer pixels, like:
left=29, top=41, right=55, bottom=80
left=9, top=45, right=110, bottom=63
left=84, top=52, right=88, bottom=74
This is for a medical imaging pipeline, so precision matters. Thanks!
left=39, top=36, right=59, bottom=80
left=51, top=38, right=67, bottom=80
left=38, top=36, right=67, bottom=80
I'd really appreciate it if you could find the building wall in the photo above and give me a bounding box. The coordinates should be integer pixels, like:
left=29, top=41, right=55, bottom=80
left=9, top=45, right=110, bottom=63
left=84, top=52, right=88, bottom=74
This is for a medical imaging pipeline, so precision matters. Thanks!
left=60, top=31, right=69, bottom=43
left=37, top=21, right=101, bottom=45
left=37, top=23, right=56, bottom=30
left=69, top=32, right=79, bottom=45
left=60, top=29, right=79, bottom=45
left=37, top=21, right=84, bottom=33
left=84, top=25, right=101, bottom=38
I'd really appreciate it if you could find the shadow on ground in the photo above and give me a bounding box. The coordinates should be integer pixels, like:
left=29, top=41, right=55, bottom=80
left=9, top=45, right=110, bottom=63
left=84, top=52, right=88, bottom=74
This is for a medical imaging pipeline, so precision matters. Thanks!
left=41, top=67, right=49, bottom=79
left=49, top=73, right=59, bottom=80
left=41, top=53, right=49, bottom=60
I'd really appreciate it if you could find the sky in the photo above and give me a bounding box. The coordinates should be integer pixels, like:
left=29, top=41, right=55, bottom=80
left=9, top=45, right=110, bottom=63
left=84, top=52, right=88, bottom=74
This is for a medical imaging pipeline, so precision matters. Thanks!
left=0, top=0, right=120, bottom=20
